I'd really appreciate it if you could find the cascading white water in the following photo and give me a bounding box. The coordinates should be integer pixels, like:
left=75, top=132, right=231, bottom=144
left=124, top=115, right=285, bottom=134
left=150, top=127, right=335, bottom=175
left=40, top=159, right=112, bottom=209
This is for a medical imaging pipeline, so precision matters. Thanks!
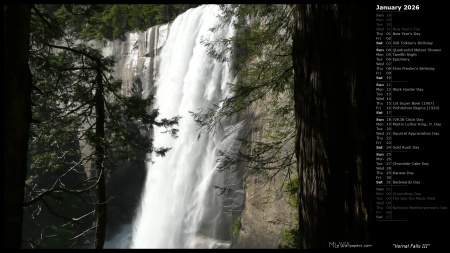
left=131, top=5, right=237, bottom=248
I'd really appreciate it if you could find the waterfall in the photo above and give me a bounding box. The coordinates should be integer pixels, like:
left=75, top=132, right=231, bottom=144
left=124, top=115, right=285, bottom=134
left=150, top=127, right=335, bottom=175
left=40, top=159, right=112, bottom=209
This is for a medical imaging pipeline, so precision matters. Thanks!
left=130, top=5, right=239, bottom=248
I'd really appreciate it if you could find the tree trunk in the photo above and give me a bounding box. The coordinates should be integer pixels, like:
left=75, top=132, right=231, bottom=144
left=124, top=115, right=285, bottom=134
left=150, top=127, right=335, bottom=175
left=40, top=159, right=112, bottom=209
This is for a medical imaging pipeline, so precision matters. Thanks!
left=94, top=68, right=107, bottom=249
left=4, top=4, right=32, bottom=249
left=292, top=4, right=372, bottom=248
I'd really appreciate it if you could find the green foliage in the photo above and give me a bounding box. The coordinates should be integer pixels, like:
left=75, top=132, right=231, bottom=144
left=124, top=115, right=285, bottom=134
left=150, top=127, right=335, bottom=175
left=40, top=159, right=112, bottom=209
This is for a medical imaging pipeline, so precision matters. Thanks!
left=193, top=4, right=296, bottom=159
left=278, top=176, right=299, bottom=248
left=193, top=4, right=294, bottom=137
left=41, top=4, right=63, bottom=15
left=279, top=226, right=300, bottom=249
left=285, top=177, right=299, bottom=208
left=52, top=5, right=105, bottom=40
left=233, top=216, right=241, bottom=238
left=53, top=4, right=200, bottom=41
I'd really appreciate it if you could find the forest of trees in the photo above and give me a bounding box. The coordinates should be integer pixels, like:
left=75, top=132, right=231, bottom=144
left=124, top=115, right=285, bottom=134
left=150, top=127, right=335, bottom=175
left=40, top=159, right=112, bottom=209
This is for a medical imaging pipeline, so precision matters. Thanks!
left=48, top=4, right=199, bottom=41
left=5, top=4, right=372, bottom=249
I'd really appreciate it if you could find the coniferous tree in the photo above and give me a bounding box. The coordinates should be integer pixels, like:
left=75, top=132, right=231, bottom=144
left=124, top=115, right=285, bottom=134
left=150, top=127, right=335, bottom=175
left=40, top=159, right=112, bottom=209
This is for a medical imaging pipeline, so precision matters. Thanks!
left=4, top=4, right=33, bottom=249
left=23, top=5, right=180, bottom=248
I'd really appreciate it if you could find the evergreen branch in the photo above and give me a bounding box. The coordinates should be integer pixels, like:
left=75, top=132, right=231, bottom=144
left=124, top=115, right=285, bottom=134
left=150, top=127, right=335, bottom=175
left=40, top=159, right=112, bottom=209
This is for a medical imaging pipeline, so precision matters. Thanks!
left=31, top=5, right=52, bottom=29
left=39, top=198, right=85, bottom=224
left=43, top=42, right=101, bottom=65
left=23, top=173, right=101, bottom=207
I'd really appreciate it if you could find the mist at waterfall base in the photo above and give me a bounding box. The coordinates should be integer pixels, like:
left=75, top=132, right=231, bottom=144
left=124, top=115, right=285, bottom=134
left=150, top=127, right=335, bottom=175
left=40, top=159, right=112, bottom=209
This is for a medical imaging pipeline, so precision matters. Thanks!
left=105, top=5, right=243, bottom=249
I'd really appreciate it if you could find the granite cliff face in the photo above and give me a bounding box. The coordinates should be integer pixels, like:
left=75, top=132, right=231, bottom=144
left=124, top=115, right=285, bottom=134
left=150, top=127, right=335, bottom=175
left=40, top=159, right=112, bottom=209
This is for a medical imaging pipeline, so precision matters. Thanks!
left=231, top=98, right=297, bottom=248
left=89, top=23, right=170, bottom=98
